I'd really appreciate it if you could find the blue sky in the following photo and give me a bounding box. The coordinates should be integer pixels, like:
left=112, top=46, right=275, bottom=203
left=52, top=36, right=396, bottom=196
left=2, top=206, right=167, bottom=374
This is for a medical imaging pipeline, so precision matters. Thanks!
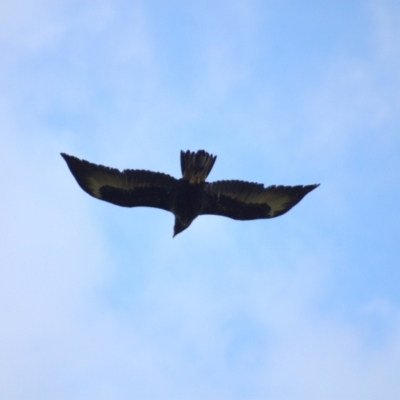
left=1, top=0, right=400, bottom=398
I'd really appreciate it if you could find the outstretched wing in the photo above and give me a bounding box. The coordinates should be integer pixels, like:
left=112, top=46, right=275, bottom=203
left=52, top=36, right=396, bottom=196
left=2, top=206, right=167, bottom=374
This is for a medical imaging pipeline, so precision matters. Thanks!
left=201, top=180, right=319, bottom=220
left=61, top=153, right=177, bottom=211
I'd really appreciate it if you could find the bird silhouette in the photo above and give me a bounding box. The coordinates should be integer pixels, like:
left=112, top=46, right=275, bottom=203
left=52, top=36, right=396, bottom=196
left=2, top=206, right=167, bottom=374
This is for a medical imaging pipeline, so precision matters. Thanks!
left=61, top=150, right=319, bottom=237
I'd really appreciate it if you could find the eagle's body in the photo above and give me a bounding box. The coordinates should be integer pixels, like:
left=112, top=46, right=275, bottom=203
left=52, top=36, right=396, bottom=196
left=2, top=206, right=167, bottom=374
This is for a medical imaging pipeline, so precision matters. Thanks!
left=61, top=150, right=319, bottom=236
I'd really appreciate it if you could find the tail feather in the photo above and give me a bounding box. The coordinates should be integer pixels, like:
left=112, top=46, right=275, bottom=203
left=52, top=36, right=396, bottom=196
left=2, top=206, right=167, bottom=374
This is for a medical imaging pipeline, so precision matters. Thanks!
left=180, top=150, right=217, bottom=184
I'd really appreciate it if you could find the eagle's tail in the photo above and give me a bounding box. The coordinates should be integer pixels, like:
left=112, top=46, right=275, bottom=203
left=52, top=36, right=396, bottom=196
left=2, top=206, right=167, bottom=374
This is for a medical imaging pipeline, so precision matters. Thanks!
left=180, top=150, right=217, bottom=184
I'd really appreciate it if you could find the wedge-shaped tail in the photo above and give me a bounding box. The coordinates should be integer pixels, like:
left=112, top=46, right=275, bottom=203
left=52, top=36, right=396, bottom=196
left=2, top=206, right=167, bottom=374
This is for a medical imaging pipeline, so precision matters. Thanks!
left=181, top=150, right=216, bottom=184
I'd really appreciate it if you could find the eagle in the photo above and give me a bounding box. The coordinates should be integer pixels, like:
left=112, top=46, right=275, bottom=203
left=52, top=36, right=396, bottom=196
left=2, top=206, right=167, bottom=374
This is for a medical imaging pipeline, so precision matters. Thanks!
left=61, top=150, right=319, bottom=237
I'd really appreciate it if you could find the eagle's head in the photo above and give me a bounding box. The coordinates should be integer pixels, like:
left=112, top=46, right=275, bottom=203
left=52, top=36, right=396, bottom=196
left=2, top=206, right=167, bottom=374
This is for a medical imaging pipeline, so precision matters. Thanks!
left=173, top=216, right=194, bottom=237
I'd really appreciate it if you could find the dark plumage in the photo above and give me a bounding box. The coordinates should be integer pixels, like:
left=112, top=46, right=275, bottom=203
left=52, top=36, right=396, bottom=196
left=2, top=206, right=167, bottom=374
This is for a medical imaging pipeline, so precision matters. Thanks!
left=61, top=150, right=319, bottom=237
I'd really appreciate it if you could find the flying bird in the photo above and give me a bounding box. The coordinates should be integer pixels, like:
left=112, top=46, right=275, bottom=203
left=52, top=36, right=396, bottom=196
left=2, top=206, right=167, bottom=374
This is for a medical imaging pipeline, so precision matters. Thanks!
left=61, top=150, right=319, bottom=237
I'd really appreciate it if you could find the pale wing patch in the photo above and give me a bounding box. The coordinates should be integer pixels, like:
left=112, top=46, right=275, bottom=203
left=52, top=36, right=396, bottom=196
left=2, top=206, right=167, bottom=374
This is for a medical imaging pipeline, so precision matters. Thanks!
left=85, top=169, right=131, bottom=198
left=85, top=168, right=176, bottom=198
left=206, top=181, right=267, bottom=204
left=206, top=181, right=309, bottom=217
left=260, top=187, right=295, bottom=216
left=61, top=153, right=177, bottom=200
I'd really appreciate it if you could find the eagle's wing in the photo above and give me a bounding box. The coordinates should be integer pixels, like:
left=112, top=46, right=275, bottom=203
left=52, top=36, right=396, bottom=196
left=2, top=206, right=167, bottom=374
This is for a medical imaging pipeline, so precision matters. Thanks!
left=61, top=153, right=177, bottom=211
left=200, top=180, right=319, bottom=220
